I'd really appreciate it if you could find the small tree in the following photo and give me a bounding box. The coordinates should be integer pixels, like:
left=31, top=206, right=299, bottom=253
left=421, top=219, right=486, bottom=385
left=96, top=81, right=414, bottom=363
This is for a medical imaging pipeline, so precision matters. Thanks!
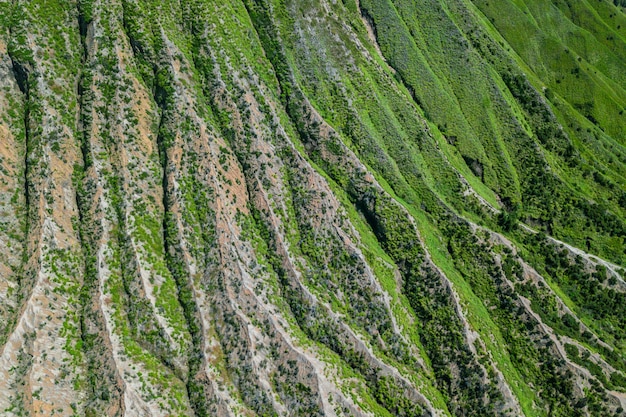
left=498, top=205, right=520, bottom=232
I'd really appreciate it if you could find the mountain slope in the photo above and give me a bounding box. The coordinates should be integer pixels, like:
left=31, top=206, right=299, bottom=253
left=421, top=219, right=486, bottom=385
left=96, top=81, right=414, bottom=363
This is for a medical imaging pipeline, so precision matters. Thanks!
left=0, top=0, right=625, bottom=416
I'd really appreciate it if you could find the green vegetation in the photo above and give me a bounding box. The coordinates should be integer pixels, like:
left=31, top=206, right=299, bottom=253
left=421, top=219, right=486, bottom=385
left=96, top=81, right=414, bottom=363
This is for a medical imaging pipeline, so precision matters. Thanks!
left=0, top=0, right=625, bottom=416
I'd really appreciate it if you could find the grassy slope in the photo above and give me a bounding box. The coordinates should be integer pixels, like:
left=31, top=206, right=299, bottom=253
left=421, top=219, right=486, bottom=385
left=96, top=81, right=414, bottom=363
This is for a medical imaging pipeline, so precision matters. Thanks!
left=259, top=0, right=626, bottom=415
left=1, top=0, right=625, bottom=416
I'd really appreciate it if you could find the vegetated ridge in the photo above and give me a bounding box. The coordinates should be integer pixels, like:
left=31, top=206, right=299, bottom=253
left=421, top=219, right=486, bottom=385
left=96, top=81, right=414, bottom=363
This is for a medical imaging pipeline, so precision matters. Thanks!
left=0, top=0, right=625, bottom=416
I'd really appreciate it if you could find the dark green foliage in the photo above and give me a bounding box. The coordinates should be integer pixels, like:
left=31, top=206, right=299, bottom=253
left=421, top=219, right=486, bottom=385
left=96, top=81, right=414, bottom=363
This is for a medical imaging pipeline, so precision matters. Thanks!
left=523, top=235, right=626, bottom=375
left=497, top=205, right=520, bottom=232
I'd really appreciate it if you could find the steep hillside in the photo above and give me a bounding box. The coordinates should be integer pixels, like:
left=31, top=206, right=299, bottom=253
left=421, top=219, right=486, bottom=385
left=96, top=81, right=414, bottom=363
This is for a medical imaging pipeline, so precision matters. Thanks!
left=0, top=0, right=625, bottom=416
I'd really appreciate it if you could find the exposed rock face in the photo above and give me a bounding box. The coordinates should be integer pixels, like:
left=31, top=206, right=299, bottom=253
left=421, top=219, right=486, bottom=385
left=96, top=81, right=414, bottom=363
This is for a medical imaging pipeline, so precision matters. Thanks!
left=0, top=1, right=625, bottom=416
